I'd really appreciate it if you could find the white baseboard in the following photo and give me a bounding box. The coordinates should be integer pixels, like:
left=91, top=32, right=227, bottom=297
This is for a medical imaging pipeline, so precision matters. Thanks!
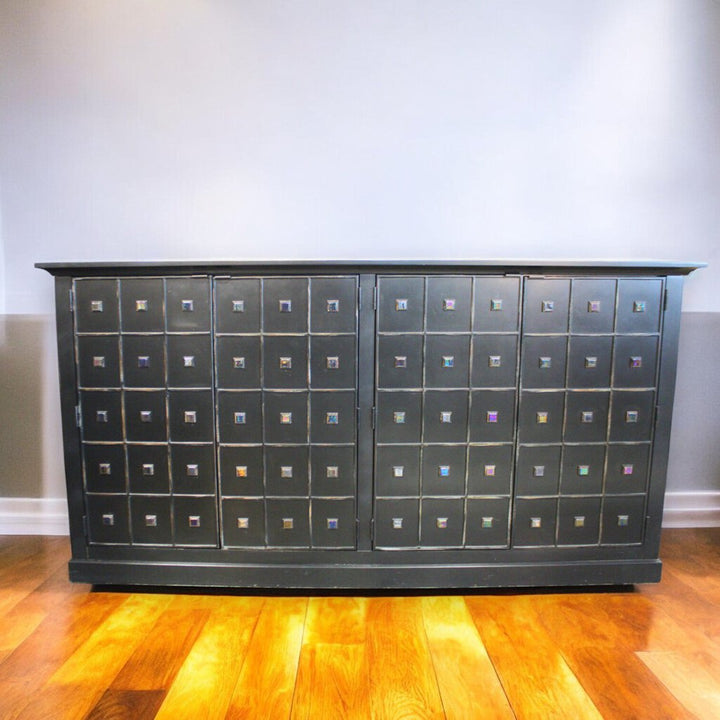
left=0, top=493, right=717, bottom=537
left=0, top=498, right=69, bottom=536
left=662, top=491, right=720, bottom=528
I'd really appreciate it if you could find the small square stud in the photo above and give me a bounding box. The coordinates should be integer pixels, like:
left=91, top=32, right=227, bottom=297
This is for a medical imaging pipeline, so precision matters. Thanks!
left=326, top=465, right=339, bottom=478
left=625, top=410, right=639, bottom=423
left=617, top=514, right=630, bottom=527
left=93, top=356, right=106, bottom=368
left=395, top=298, right=408, bottom=311
left=541, top=300, right=555, bottom=312
left=436, top=517, right=449, bottom=529
left=279, top=356, right=292, bottom=370
left=181, top=299, right=194, bottom=312
left=581, top=411, right=594, bottom=423
left=536, top=411, right=548, bottom=424
left=488, top=355, right=502, bottom=368
left=533, top=465, right=545, bottom=477
left=233, top=356, right=246, bottom=369
left=237, top=517, right=250, bottom=529
left=90, top=300, right=104, bottom=312
left=188, top=516, right=201, bottom=528
left=585, top=356, right=598, bottom=369
left=438, top=465, right=450, bottom=477
left=484, top=464, right=496, bottom=477
left=326, top=356, right=340, bottom=369
left=140, top=410, right=153, bottom=422
left=279, top=299, right=292, bottom=313
left=630, top=356, right=643, bottom=369
left=481, top=516, right=494, bottom=529
left=135, top=299, right=148, bottom=312
left=486, top=410, right=498, bottom=423
left=530, top=517, right=542, bottom=529
left=186, top=464, right=199, bottom=477
left=236, top=465, right=248, bottom=478
left=326, top=411, right=339, bottom=425
left=142, top=463, right=155, bottom=476
left=574, top=515, right=586, bottom=528
left=622, top=464, right=634, bottom=475
left=577, top=465, right=590, bottom=476
left=442, top=298, right=456, bottom=311
left=327, top=518, right=339, bottom=530
left=392, top=517, right=403, bottom=530
left=282, top=517, right=294, bottom=530
left=232, top=299, right=245, bottom=313
left=633, top=300, right=646, bottom=313
left=96, top=410, right=108, bottom=423
left=184, top=410, right=197, bottom=424
left=394, top=356, right=407, bottom=369
left=234, top=411, right=246, bottom=424
left=280, top=412, right=293, bottom=424
left=145, top=514, right=158, bottom=527
left=137, top=355, right=151, bottom=368
left=393, top=411, right=406, bottom=424
left=326, top=299, right=340, bottom=313
left=183, top=355, right=195, bottom=368
left=539, top=356, right=552, bottom=369
left=490, top=298, right=503, bottom=312
left=441, top=355, right=455, bottom=368
left=392, top=465, right=405, bottom=478
left=98, top=462, right=112, bottom=476
left=102, top=513, right=115, bottom=526
left=587, top=300, right=601, bottom=313
left=440, top=411, right=452, bottom=423
left=280, top=466, right=293, bottom=478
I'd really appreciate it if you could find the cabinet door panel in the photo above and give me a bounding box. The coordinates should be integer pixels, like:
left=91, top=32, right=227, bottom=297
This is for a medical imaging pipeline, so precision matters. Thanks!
left=75, top=279, right=119, bottom=333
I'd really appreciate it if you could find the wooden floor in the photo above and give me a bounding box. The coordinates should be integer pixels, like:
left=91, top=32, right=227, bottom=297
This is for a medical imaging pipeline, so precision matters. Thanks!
left=0, top=530, right=719, bottom=719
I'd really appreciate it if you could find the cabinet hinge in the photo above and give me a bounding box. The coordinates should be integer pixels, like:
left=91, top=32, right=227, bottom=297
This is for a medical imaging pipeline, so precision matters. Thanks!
left=373, top=286, right=378, bottom=310
left=75, top=404, right=82, bottom=428
left=358, top=285, right=362, bottom=310
left=663, top=288, right=669, bottom=311
left=69, top=288, right=75, bottom=313
left=371, top=406, right=377, bottom=430
left=82, top=515, right=89, bottom=537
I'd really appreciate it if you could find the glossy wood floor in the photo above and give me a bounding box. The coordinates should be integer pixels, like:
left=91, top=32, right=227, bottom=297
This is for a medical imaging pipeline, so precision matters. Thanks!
left=0, top=529, right=719, bottom=719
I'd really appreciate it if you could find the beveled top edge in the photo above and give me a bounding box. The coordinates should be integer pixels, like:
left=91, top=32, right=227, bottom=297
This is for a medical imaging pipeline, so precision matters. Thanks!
left=35, top=258, right=706, bottom=277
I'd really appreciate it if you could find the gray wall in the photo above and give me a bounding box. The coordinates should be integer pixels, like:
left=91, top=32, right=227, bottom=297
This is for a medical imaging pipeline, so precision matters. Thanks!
left=1, top=1, right=718, bottom=515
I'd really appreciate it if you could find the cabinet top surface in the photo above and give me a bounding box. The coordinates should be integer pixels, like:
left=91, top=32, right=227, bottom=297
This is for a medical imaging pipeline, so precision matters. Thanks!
left=35, top=258, right=705, bottom=277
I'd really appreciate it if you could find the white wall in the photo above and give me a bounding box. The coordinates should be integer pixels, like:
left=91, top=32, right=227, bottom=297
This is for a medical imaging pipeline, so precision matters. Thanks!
left=1, top=0, right=718, bottom=314
left=0, top=0, right=718, bottom=526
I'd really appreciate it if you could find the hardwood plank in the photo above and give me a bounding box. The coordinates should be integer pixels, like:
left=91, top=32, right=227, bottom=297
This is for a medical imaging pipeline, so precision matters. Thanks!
left=153, top=597, right=265, bottom=720
left=86, top=689, right=166, bottom=720
left=365, top=597, right=445, bottom=720
left=638, top=650, right=720, bottom=720
left=12, top=594, right=171, bottom=720
left=0, top=592, right=127, bottom=720
left=224, top=597, right=307, bottom=720
left=302, top=596, right=368, bottom=645
left=466, top=595, right=603, bottom=720
left=422, top=596, right=514, bottom=720
left=291, top=643, right=369, bottom=720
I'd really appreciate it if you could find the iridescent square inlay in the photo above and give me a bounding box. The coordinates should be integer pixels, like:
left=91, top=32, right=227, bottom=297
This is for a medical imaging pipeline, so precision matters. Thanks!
left=392, top=517, right=403, bottom=529
left=326, top=299, right=340, bottom=313
left=488, top=355, right=502, bottom=368
left=326, top=465, right=339, bottom=478
left=440, top=411, right=452, bottom=423
left=585, top=356, right=598, bottom=369
left=581, top=411, right=594, bottom=423
left=442, top=298, right=456, bottom=311
left=140, top=410, right=153, bottom=422
left=186, top=464, right=199, bottom=477
left=617, top=515, right=630, bottom=527
left=102, top=513, right=114, bottom=526
left=536, top=411, right=548, bottom=424
left=237, top=517, right=249, bottom=529
left=181, top=299, right=194, bottom=312
left=90, top=300, right=104, bottom=312
left=142, top=463, right=154, bottom=476
left=574, top=516, right=586, bottom=528
left=392, top=465, right=404, bottom=478
left=395, top=298, right=408, bottom=311
left=93, top=356, right=106, bottom=368
left=541, top=300, right=555, bottom=312
left=236, top=465, right=248, bottom=478
left=279, top=299, right=292, bottom=313
left=327, top=518, right=339, bottom=530
left=280, top=466, right=293, bottom=478
left=96, top=410, right=108, bottom=423
left=282, top=518, right=294, bottom=530
left=484, top=464, right=496, bottom=477
left=135, top=299, right=148, bottom=312
left=622, top=464, right=634, bottom=475
left=533, top=465, right=545, bottom=477
left=393, top=411, right=406, bottom=424
left=626, top=410, right=639, bottom=423
left=438, top=465, right=450, bottom=477
left=326, top=356, right=340, bottom=369
left=188, top=516, right=201, bottom=528
left=490, top=299, right=503, bottom=311
left=280, top=412, right=293, bottom=424
left=577, top=465, right=590, bottom=476
left=441, top=355, right=455, bottom=368
left=486, top=410, right=498, bottom=423
left=394, top=356, right=407, bottom=369
left=633, top=300, right=646, bottom=313
left=145, top=515, right=158, bottom=527
left=184, top=411, right=197, bottom=424
left=630, top=356, right=643, bottom=369
left=326, top=411, right=339, bottom=425
left=530, top=517, right=542, bottom=529
left=436, top=517, right=448, bottom=529
left=588, top=300, right=601, bottom=313
left=234, top=412, right=246, bottom=424
left=279, top=356, right=292, bottom=370
left=481, top=516, right=494, bottom=528
left=183, top=355, right=195, bottom=368
left=137, top=355, right=150, bottom=368
left=539, top=356, right=552, bottom=369
left=232, top=300, right=245, bottom=313
left=233, top=356, right=246, bottom=369
left=98, top=463, right=111, bottom=475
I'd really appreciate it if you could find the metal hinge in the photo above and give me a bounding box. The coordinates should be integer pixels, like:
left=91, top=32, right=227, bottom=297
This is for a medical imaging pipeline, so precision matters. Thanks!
left=371, top=406, right=377, bottom=429
left=69, top=288, right=75, bottom=312
left=82, top=515, right=89, bottom=537
left=75, top=404, right=82, bottom=428
left=663, top=288, right=669, bottom=311
left=373, top=286, right=378, bottom=310
left=358, top=285, right=362, bottom=310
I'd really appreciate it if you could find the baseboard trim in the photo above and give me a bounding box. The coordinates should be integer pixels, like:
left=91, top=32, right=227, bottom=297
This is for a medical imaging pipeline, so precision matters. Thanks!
left=662, top=491, right=720, bottom=528
left=0, top=493, right=717, bottom=536
left=0, top=498, right=69, bottom=536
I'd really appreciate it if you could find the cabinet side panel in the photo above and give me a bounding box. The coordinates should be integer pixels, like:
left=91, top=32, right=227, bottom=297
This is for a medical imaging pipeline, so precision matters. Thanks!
left=55, top=276, right=86, bottom=559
